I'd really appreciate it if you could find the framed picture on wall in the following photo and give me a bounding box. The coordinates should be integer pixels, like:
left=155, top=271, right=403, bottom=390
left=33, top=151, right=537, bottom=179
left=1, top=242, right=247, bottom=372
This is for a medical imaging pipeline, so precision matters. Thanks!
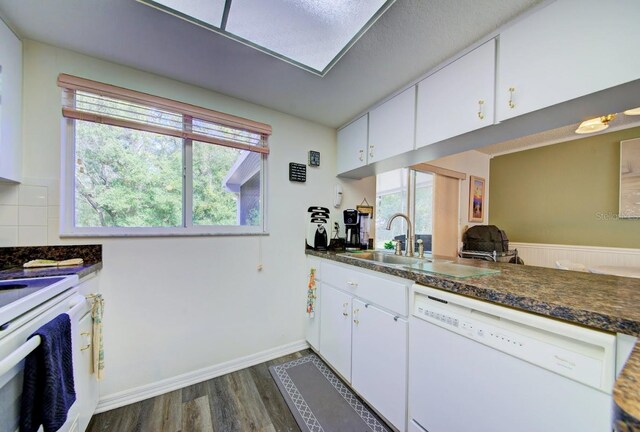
left=620, top=138, right=640, bottom=218
left=469, top=176, right=485, bottom=222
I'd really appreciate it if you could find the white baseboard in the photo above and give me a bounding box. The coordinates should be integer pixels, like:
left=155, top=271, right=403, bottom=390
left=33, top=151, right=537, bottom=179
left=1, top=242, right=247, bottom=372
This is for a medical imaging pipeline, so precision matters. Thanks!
left=511, top=242, right=640, bottom=269
left=94, top=339, right=309, bottom=414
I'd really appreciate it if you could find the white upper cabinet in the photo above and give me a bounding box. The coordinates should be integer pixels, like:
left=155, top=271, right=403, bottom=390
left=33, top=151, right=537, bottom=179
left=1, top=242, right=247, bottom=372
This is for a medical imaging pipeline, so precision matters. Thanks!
left=368, top=87, right=416, bottom=163
left=497, top=0, right=640, bottom=121
left=416, top=39, right=496, bottom=149
left=0, top=19, right=22, bottom=182
left=337, top=114, right=368, bottom=174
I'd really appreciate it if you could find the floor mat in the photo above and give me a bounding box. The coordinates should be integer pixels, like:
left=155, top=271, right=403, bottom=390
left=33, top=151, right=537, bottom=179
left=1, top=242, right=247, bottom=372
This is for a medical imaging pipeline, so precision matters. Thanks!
left=269, top=354, right=390, bottom=432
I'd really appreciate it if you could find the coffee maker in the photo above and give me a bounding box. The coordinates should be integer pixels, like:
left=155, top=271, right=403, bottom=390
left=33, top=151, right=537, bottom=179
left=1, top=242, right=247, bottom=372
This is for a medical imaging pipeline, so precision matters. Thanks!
left=343, top=209, right=360, bottom=250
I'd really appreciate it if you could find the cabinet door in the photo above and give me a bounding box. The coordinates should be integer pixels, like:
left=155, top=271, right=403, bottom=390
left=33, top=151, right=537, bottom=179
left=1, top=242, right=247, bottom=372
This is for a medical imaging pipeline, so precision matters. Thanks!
left=368, top=87, right=415, bottom=163
left=352, top=299, right=408, bottom=431
left=497, top=0, right=640, bottom=121
left=320, top=285, right=353, bottom=381
left=416, top=40, right=495, bottom=148
left=0, top=19, right=22, bottom=182
left=73, top=312, right=99, bottom=432
left=337, top=114, right=368, bottom=174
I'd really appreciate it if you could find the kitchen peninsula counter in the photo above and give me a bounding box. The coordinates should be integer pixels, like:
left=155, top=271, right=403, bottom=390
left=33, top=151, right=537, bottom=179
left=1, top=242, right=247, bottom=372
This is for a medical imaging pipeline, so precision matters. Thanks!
left=306, top=250, right=640, bottom=431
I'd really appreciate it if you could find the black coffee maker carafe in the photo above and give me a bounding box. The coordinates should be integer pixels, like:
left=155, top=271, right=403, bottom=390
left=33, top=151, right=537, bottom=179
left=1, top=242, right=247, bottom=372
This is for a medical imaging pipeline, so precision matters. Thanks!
left=343, top=209, right=360, bottom=250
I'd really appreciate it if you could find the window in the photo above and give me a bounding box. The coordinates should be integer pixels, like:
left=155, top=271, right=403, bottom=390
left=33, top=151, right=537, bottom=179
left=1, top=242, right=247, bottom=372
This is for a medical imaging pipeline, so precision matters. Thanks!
left=375, top=168, right=433, bottom=250
left=375, top=168, right=409, bottom=249
left=58, top=74, right=271, bottom=236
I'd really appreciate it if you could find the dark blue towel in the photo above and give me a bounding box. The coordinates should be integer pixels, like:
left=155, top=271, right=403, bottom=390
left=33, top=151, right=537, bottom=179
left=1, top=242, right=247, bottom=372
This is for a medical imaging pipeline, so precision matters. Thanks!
left=20, top=313, right=76, bottom=432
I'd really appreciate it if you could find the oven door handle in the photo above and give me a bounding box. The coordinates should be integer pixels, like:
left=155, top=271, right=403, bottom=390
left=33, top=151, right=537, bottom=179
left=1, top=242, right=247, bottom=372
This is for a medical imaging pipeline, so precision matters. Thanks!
left=0, top=335, right=41, bottom=378
left=0, top=294, right=88, bottom=378
left=67, top=294, right=90, bottom=319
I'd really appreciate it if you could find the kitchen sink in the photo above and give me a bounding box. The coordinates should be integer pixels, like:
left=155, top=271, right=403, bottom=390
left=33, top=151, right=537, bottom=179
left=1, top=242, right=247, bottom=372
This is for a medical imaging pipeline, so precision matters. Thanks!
left=338, top=251, right=426, bottom=266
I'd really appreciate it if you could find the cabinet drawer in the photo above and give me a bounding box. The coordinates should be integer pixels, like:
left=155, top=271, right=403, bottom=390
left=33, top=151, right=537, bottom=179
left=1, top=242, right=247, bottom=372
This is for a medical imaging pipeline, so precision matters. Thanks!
left=320, top=261, right=408, bottom=316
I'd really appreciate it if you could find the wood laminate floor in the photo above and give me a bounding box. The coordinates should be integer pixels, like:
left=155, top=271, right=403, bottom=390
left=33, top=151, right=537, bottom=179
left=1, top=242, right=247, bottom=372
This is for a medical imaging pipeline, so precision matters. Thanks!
left=87, top=349, right=312, bottom=432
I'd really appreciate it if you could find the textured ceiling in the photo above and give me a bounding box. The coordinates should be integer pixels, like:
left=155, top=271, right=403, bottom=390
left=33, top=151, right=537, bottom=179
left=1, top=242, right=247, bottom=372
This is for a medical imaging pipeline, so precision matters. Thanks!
left=0, top=0, right=542, bottom=128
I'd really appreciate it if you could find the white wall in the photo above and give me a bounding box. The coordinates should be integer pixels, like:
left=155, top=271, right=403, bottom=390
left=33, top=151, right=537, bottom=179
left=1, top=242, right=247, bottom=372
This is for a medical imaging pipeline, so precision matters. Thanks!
left=429, top=150, right=491, bottom=248
left=5, top=40, right=374, bottom=402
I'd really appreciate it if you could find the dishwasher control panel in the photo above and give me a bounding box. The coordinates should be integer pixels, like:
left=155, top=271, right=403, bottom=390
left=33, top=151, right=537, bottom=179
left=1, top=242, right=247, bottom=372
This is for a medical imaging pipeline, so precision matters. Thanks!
left=416, top=305, right=459, bottom=328
left=415, top=300, right=526, bottom=348
left=412, top=289, right=615, bottom=393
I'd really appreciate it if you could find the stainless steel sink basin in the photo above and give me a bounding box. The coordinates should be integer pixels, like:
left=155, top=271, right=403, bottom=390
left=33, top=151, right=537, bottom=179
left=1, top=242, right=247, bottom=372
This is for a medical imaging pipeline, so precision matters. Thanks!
left=338, top=251, right=425, bottom=266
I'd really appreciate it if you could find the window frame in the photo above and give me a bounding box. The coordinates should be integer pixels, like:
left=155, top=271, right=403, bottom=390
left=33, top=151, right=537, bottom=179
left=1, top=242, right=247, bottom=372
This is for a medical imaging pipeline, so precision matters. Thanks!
left=59, top=78, right=270, bottom=237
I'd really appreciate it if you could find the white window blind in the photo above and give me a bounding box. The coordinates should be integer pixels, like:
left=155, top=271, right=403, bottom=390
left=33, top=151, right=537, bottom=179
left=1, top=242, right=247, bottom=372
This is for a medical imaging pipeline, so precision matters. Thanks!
left=57, top=73, right=271, bottom=154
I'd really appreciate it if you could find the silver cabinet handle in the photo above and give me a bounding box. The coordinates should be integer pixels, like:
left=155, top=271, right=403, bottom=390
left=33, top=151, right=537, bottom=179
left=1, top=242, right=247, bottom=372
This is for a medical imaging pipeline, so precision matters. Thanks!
left=477, top=100, right=485, bottom=120
left=353, top=308, right=360, bottom=325
left=346, top=281, right=358, bottom=287
left=508, top=87, right=516, bottom=109
left=369, top=145, right=374, bottom=158
left=358, top=149, right=364, bottom=162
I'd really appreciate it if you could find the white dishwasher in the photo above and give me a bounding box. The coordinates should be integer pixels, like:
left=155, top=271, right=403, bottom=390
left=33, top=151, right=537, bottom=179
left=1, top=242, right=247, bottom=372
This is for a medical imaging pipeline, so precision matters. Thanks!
left=409, top=284, right=616, bottom=432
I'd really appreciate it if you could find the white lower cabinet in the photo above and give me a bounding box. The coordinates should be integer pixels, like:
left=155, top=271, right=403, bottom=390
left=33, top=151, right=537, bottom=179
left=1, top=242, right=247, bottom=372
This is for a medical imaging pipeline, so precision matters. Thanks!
left=317, top=260, right=409, bottom=431
left=71, top=274, right=100, bottom=432
left=352, top=299, right=408, bottom=431
left=73, top=311, right=99, bottom=432
left=320, top=285, right=353, bottom=381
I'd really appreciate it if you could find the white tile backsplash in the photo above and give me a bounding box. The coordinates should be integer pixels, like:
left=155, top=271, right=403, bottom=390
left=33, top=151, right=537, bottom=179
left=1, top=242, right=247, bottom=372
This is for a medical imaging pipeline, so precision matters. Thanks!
left=18, top=226, right=48, bottom=246
left=0, top=181, right=60, bottom=246
left=19, top=206, right=47, bottom=226
left=0, top=226, right=19, bottom=246
left=0, top=184, right=20, bottom=205
left=19, top=185, right=48, bottom=206
left=0, top=205, right=19, bottom=225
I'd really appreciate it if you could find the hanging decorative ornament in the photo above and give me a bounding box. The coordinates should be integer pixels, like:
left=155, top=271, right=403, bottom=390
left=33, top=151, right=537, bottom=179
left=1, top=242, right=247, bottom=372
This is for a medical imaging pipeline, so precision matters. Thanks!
left=306, top=268, right=317, bottom=318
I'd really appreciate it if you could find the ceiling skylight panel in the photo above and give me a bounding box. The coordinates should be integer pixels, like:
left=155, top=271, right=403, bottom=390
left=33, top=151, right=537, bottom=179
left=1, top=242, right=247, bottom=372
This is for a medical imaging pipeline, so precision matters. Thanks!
left=138, top=0, right=395, bottom=75
left=225, top=0, right=388, bottom=72
left=144, top=0, right=226, bottom=27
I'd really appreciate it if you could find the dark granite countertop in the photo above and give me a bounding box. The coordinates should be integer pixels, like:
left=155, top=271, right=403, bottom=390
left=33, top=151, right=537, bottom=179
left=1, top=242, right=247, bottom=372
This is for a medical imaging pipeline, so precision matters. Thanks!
left=0, top=244, right=102, bottom=281
left=0, top=262, right=102, bottom=280
left=306, top=249, right=640, bottom=431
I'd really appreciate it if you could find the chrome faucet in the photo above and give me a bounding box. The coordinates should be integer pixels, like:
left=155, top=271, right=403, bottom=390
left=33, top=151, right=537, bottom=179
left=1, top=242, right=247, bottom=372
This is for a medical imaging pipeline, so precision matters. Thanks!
left=386, top=213, right=414, bottom=257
